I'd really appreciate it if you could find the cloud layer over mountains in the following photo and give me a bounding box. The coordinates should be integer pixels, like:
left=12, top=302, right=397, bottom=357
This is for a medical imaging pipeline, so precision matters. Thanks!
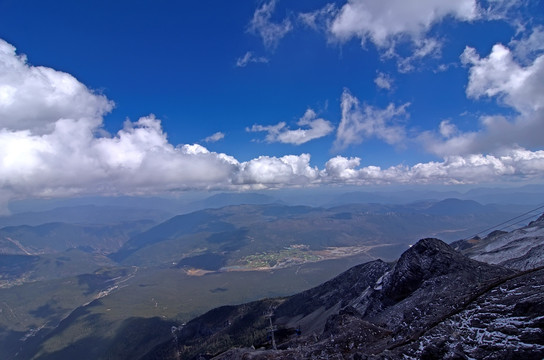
left=1, top=0, right=544, bottom=213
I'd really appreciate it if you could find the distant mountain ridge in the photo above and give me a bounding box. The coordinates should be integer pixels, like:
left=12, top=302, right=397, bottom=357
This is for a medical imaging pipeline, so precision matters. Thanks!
left=109, top=200, right=523, bottom=269
left=0, top=220, right=155, bottom=256
left=187, top=192, right=280, bottom=210
left=0, top=205, right=172, bottom=228
left=2, top=197, right=529, bottom=268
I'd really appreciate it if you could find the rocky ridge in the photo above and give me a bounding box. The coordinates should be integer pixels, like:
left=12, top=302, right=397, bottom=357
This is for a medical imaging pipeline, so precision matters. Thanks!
left=143, top=215, right=544, bottom=360
left=453, top=213, right=544, bottom=270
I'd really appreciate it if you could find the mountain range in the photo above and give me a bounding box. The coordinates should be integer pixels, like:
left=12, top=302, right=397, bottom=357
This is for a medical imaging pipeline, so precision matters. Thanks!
left=1, top=197, right=543, bottom=359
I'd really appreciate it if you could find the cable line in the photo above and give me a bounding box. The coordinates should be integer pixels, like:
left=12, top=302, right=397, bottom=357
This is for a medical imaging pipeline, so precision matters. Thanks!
left=467, top=202, right=544, bottom=240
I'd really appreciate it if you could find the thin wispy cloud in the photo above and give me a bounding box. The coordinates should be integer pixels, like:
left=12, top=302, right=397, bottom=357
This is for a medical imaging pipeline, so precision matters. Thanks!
left=236, top=51, right=269, bottom=67
left=248, top=109, right=334, bottom=145
left=247, top=0, right=292, bottom=50
left=509, top=26, right=544, bottom=64
left=334, top=89, right=409, bottom=150
left=298, top=3, right=338, bottom=31
left=204, top=132, right=225, bottom=143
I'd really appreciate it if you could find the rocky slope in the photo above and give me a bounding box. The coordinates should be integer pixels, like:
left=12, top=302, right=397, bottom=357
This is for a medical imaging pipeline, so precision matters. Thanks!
left=141, top=216, right=544, bottom=360
left=452, top=213, right=544, bottom=270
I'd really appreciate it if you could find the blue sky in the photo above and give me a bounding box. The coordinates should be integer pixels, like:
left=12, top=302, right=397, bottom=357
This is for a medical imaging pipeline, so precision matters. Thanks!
left=0, top=0, right=543, bottom=211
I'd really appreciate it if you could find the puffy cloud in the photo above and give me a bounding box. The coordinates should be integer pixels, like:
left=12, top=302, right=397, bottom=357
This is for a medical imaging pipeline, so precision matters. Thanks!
left=423, top=42, right=544, bottom=157
left=204, top=132, right=225, bottom=143
left=247, top=0, right=292, bottom=50
left=462, top=44, right=544, bottom=113
left=0, top=36, right=327, bottom=212
left=334, top=89, right=409, bottom=150
left=329, top=0, right=477, bottom=50
left=236, top=153, right=318, bottom=187
left=2, top=110, right=543, bottom=213
left=323, top=149, right=544, bottom=185
left=248, top=109, right=334, bottom=145
left=0, top=39, right=113, bottom=134
left=323, top=156, right=362, bottom=181
left=236, top=51, right=269, bottom=67
left=1, top=37, right=544, bottom=214
left=0, top=115, right=239, bottom=202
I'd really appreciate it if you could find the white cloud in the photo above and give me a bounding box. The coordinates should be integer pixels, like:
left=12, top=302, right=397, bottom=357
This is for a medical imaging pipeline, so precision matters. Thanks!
left=329, top=0, right=477, bottom=49
left=0, top=37, right=328, bottom=212
left=2, top=110, right=543, bottom=213
left=374, top=71, right=393, bottom=90
left=510, top=26, right=544, bottom=64
left=236, top=51, right=269, bottom=67
left=439, top=120, right=458, bottom=138
left=236, top=153, right=319, bottom=186
left=1, top=37, right=544, bottom=213
left=248, top=109, right=334, bottom=145
left=396, top=37, right=443, bottom=72
left=0, top=115, right=239, bottom=201
left=323, top=149, right=544, bottom=185
left=298, top=3, right=338, bottom=30
left=480, top=0, right=530, bottom=28
left=248, top=0, right=292, bottom=50
left=204, top=131, right=225, bottom=143
left=0, top=39, right=114, bottom=134
left=422, top=42, right=544, bottom=157
left=462, top=44, right=544, bottom=113
left=323, top=156, right=362, bottom=180
left=334, top=89, right=409, bottom=150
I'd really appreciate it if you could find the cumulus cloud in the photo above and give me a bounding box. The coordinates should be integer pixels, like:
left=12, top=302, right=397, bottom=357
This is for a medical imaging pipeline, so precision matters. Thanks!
left=480, top=0, right=531, bottom=27
left=248, top=109, right=334, bottom=145
left=323, top=149, right=544, bottom=185
left=334, top=89, right=409, bottom=150
left=462, top=44, right=544, bottom=113
left=0, top=39, right=114, bottom=134
left=203, top=132, right=225, bottom=143
left=1, top=37, right=544, bottom=213
left=422, top=42, right=544, bottom=157
left=0, top=115, right=237, bottom=199
left=235, top=153, right=319, bottom=187
left=0, top=37, right=326, bottom=213
left=329, top=0, right=477, bottom=57
left=236, top=51, right=269, bottom=67
left=247, top=0, right=292, bottom=50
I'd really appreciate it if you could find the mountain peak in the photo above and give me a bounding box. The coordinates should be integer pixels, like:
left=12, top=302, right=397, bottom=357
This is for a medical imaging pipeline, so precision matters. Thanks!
left=379, top=238, right=476, bottom=303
